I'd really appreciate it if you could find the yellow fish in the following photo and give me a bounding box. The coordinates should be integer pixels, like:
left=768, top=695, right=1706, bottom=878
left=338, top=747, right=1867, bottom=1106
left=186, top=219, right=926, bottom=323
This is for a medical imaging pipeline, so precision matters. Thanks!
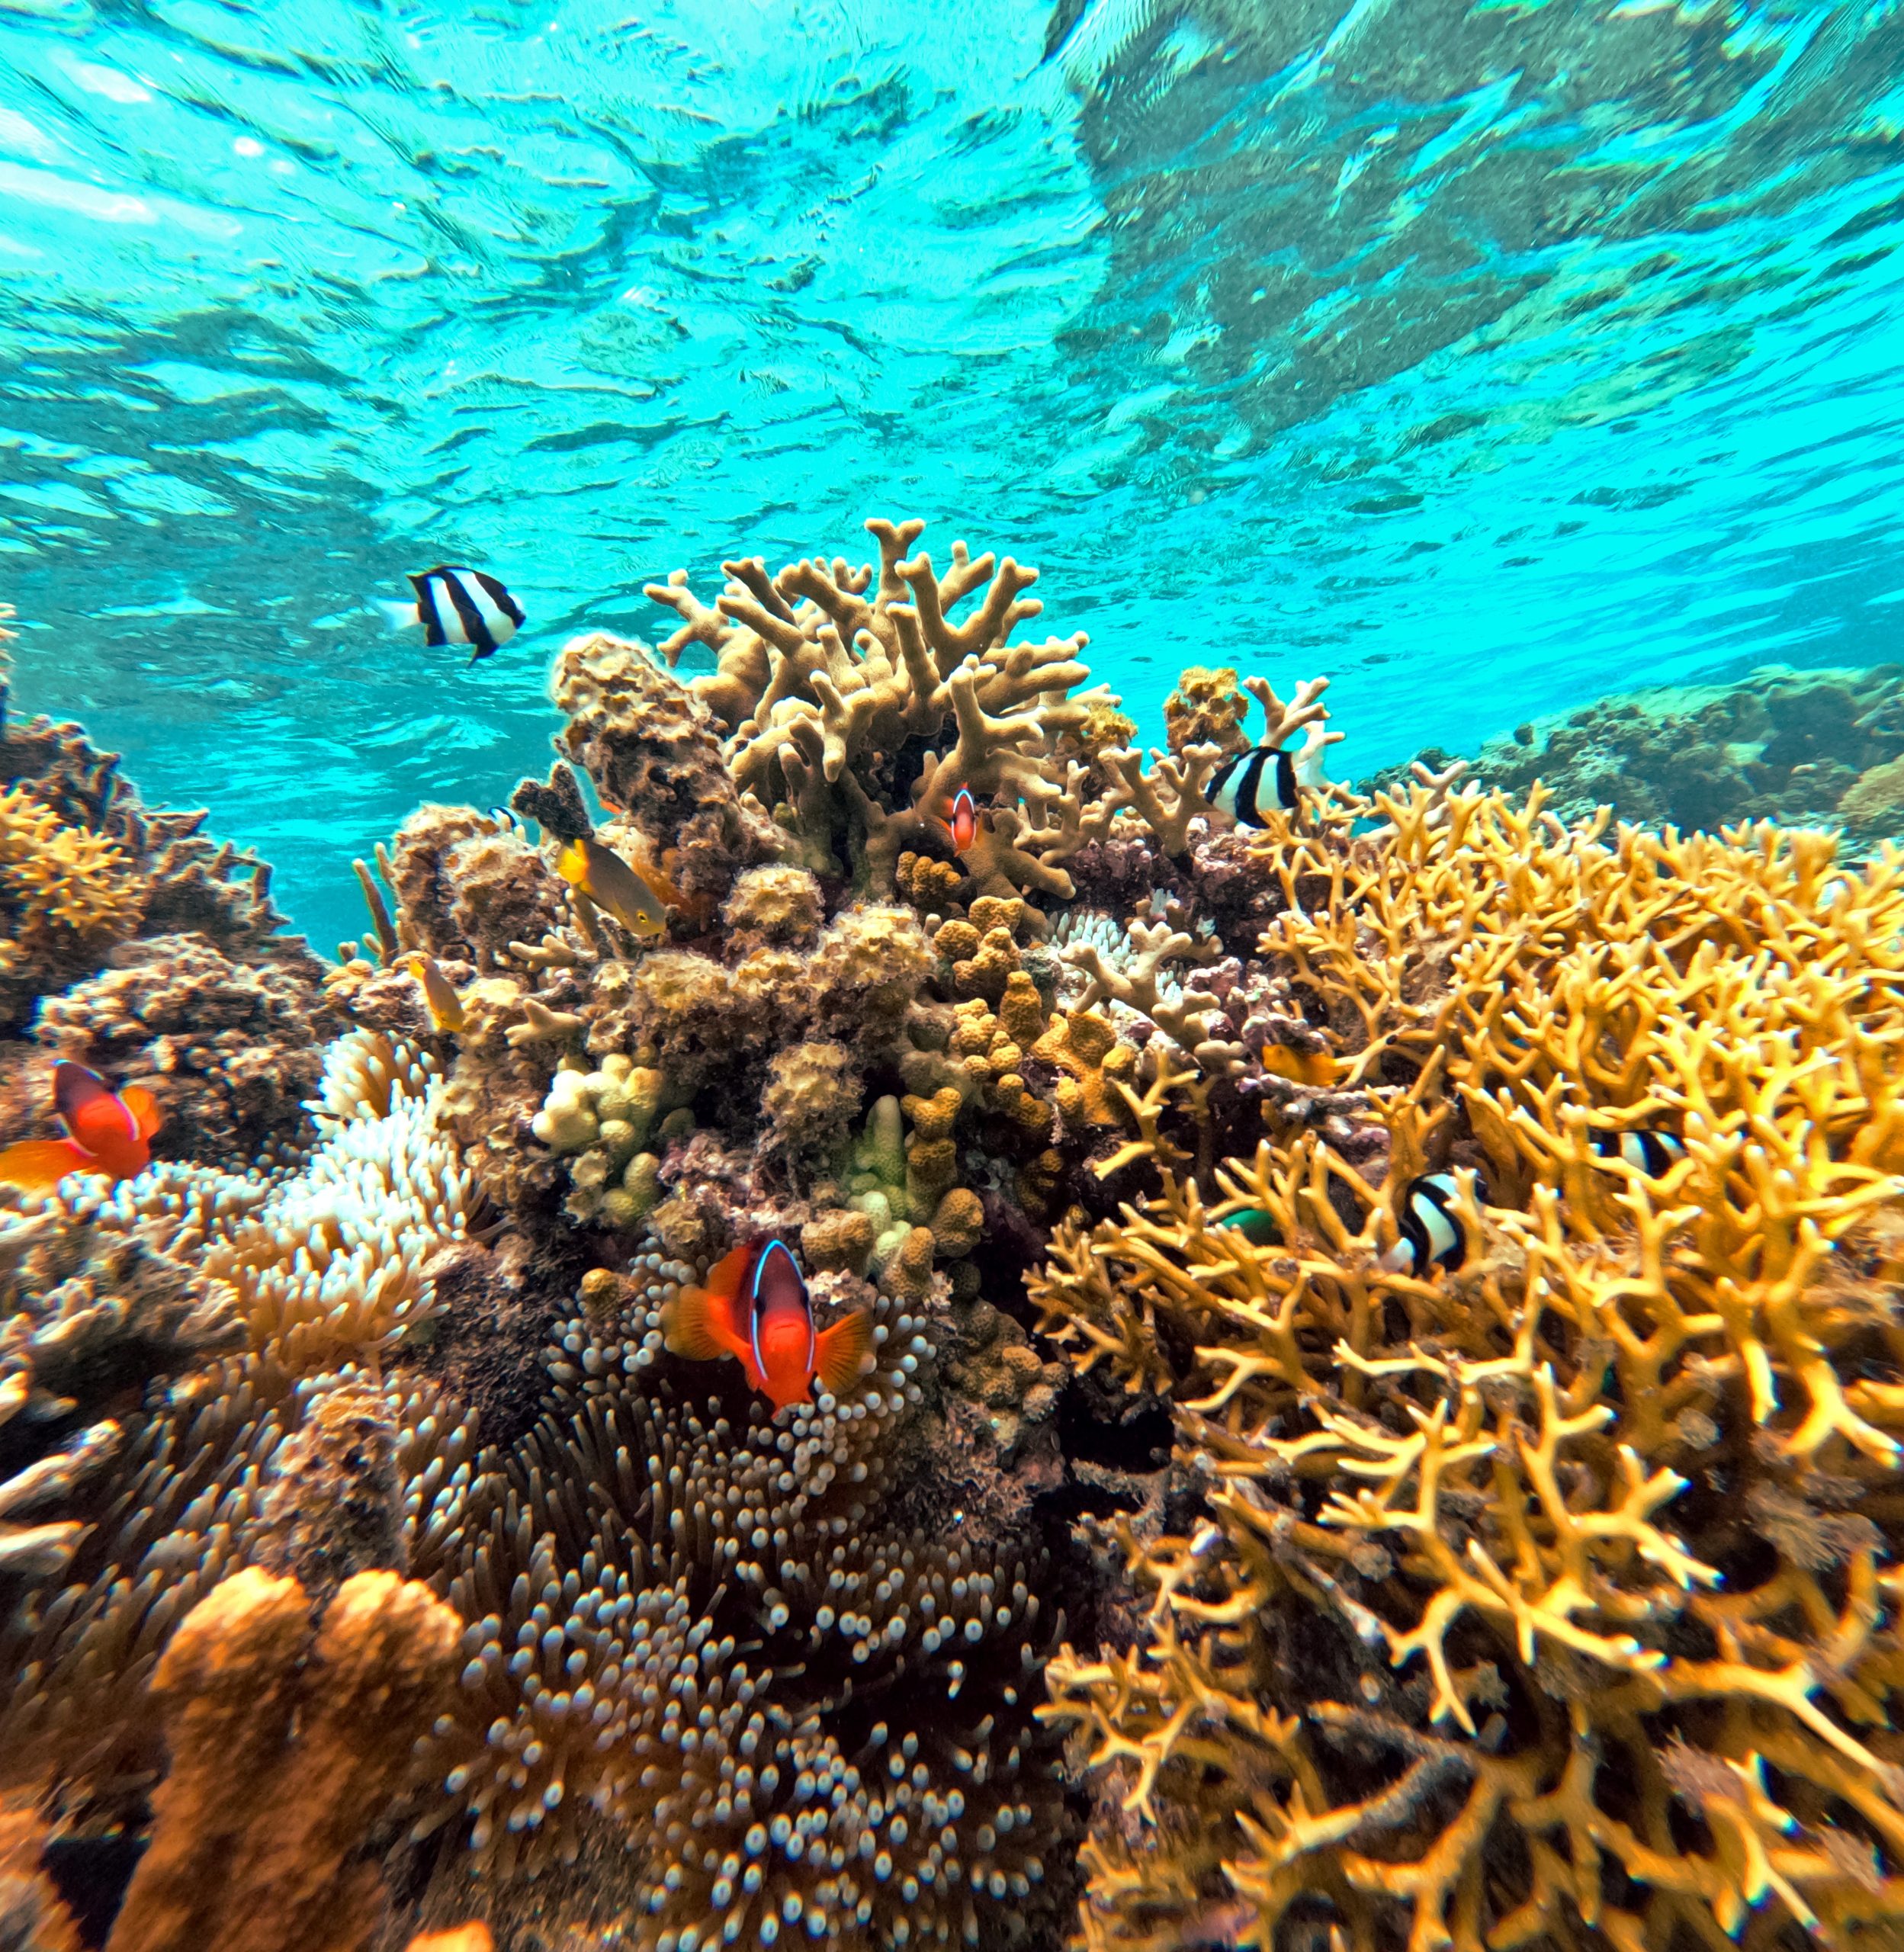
left=400, top=952, right=466, bottom=1033
left=557, top=835, right=668, bottom=939
left=1261, top=1044, right=1341, bottom=1087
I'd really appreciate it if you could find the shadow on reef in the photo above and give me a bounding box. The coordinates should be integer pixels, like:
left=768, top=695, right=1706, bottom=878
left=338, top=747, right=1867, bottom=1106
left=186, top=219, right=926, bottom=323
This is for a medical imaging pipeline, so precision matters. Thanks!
left=2, top=569, right=1903, bottom=1952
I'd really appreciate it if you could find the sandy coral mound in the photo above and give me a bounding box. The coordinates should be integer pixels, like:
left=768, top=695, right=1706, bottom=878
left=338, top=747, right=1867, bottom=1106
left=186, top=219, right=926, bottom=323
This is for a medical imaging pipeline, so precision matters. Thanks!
left=1381, top=660, right=1904, bottom=849
left=107, top=1564, right=460, bottom=1952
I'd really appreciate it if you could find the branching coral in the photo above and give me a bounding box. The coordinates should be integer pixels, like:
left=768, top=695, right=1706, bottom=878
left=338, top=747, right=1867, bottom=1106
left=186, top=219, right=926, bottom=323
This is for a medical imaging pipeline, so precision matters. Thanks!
left=1032, top=788, right=1904, bottom=1952
left=641, top=519, right=1287, bottom=894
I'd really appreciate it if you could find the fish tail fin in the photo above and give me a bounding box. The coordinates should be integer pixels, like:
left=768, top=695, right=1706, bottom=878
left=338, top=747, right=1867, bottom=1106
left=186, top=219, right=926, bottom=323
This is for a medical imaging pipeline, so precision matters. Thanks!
left=555, top=839, right=588, bottom=889
left=813, top=1308, right=875, bottom=1398
left=663, top=1245, right=753, bottom=1363
left=0, top=1139, right=88, bottom=1194
left=374, top=598, right=422, bottom=632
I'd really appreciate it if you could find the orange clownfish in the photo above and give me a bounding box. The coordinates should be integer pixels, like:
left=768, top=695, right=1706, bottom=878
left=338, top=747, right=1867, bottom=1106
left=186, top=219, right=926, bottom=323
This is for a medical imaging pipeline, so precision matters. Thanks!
left=0, top=1061, right=162, bottom=1193
left=663, top=1239, right=874, bottom=1411
left=949, top=788, right=978, bottom=853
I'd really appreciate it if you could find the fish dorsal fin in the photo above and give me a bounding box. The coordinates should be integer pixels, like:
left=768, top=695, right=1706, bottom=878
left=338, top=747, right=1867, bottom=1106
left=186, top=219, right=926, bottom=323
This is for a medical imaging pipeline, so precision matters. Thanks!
left=118, top=1086, right=162, bottom=1139
left=52, top=1062, right=113, bottom=1141
left=813, top=1309, right=874, bottom=1399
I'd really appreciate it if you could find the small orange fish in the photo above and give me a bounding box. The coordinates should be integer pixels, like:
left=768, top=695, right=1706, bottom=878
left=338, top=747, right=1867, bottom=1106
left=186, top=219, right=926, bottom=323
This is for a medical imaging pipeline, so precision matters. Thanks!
left=400, top=952, right=465, bottom=1033
left=1261, top=1044, right=1339, bottom=1087
left=0, top=1061, right=161, bottom=1193
left=949, top=788, right=979, bottom=853
left=663, top=1239, right=873, bottom=1411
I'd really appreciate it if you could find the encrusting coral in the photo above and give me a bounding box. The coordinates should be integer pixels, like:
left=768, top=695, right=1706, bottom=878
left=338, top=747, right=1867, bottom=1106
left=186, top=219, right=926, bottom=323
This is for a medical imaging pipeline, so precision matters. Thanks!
left=13, top=531, right=1902, bottom=1952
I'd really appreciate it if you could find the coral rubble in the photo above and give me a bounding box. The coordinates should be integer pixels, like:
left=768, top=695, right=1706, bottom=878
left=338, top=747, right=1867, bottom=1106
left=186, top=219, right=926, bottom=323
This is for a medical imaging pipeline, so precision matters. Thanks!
left=6, top=529, right=1901, bottom=1952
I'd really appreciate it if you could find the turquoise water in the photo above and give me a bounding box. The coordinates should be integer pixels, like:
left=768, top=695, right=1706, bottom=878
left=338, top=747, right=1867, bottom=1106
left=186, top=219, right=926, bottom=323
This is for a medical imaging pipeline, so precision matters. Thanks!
left=2, top=0, right=1902, bottom=949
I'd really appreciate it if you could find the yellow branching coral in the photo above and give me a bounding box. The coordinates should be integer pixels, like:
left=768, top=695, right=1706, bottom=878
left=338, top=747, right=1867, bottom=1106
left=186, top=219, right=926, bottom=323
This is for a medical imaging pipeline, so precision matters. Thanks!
left=641, top=520, right=1347, bottom=890
left=1033, top=791, right=1904, bottom=1952
left=0, top=782, right=143, bottom=958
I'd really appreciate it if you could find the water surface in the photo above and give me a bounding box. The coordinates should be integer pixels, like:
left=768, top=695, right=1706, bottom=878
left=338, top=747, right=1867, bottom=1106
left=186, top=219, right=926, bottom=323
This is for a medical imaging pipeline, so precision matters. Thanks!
left=2, top=0, right=1901, bottom=944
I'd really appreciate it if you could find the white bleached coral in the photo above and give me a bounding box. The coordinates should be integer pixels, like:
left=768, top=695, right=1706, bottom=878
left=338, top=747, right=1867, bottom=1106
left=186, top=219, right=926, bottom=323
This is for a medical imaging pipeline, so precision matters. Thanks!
left=79, top=1030, right=480, bottom=1369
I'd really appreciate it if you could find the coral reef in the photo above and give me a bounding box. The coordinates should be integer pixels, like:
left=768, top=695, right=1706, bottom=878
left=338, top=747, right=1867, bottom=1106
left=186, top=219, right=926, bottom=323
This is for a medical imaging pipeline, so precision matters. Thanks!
left=1033, top=779, right=1904, bottom=1952
left=106, top=1565, right=460, bottom=1952
left=0, top=653, right=335, bottom=1165
left=1379, top=660, right=1904, bottom=846
left=14, top=528, right=1903, bottom=1952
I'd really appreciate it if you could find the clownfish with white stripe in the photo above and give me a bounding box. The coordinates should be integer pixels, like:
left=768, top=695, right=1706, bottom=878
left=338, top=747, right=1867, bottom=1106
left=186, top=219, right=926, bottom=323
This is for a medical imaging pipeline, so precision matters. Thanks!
left=949, top=787, right=980, bottom=853
left=0, top=1061, right=162, bottom=1193
left=663, top=1239, right=874, bottom=1411
left=377, top=563, right=525, bottom=665
left=1379, top=1171, right=1483, bottom=1278
left=1591, top=1127, right=1686, bottom=1177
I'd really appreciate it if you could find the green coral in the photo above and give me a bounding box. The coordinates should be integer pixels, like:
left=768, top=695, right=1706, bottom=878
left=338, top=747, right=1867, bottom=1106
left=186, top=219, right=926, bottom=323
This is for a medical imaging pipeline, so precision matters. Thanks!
left=531, top=1053, right=674, bottom=1228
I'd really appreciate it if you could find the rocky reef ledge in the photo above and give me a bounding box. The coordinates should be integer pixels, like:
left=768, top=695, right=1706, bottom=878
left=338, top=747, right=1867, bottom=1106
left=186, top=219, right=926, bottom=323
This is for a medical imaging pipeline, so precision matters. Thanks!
left=1, top=543, right=1902, bottom=1952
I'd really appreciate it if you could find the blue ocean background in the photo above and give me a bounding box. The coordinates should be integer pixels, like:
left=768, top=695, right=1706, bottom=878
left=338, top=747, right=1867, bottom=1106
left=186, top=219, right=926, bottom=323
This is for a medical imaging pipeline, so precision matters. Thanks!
left=2, top=0, right=1901, bottom=951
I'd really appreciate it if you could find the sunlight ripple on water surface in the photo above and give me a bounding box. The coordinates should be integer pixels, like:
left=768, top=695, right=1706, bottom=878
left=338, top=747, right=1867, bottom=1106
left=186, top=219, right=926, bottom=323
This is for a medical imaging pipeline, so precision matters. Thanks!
left=1, top=0, right=1901, bottom=942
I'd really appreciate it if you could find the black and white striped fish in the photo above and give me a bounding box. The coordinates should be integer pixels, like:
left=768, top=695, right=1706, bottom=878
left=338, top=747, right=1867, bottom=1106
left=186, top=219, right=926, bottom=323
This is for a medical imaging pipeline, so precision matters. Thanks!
left=1207, top=743, right=1299, bottom=829
left=1379, top=1171, right=1482, bottom=1277
left=377, top=563, right=525, bottom=664
left=1591, top=1128, right=1686, bottom=1177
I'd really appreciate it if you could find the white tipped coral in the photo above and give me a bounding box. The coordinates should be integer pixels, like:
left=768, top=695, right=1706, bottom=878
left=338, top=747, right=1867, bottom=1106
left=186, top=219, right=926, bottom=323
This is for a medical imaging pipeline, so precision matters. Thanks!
left=83, top=1030, right=479, bottom=1370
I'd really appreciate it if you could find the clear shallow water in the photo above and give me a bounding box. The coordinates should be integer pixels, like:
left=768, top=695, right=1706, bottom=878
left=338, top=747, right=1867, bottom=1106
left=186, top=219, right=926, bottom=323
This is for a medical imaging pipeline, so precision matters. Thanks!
left=2, top=0, right=1902, bottom=949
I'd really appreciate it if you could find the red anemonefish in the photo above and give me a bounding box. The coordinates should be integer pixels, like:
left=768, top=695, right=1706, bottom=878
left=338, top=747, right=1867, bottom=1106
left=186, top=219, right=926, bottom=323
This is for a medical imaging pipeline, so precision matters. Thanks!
left=0, top=1061, right=162, bottom=1193
left=663, top=1239, right=874, bottom=1411
left=949, top=788, right=979, bottom=852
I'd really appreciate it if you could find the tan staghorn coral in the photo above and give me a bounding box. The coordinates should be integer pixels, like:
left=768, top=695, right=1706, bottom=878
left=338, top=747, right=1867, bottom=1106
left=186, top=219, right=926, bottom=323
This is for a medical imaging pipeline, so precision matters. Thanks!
left=642, top=520, right=1133, bottom=894
left=104, top=1564, right=459, bottom=1952
left=1059, top=917, right=1243, bottom=1077
left=1032, top=791, right=1904, bottom=1952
